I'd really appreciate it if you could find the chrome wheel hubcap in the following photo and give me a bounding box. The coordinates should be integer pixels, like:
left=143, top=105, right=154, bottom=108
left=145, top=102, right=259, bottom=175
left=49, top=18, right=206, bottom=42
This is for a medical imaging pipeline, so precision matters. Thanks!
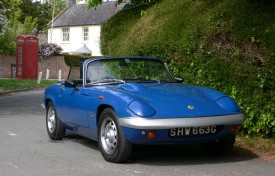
left=100, top=118, right=118, bottom=154
left=47, top=106, right=56, bottom=133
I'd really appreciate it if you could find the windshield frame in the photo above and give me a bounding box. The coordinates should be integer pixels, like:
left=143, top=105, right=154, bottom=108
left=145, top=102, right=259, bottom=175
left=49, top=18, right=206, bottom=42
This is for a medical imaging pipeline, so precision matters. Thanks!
left=84, top=57, right=175, bottom=86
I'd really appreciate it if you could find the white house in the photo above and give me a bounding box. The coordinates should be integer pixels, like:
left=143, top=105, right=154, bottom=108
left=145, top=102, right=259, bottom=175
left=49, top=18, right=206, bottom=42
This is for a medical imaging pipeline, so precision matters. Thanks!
left=47, top=0, right=124, bottom=56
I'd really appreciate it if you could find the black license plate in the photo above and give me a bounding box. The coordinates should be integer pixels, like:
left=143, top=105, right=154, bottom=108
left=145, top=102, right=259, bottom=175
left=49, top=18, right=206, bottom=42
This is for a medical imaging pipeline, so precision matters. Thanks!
left=169, top=126, right=220, bottom=138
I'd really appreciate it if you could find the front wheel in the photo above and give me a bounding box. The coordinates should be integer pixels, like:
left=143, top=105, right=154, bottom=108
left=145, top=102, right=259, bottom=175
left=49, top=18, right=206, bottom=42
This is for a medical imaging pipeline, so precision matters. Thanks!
left=46, top=101, right=65, bottom=140
left=98, top=108, right=132, bottom=163
left=201, top=136, right=236, bottom=155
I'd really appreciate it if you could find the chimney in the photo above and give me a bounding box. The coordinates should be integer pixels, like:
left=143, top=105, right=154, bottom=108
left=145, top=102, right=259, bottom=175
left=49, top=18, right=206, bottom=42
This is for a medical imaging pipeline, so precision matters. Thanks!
left=67, top=0, right=76, bottom=7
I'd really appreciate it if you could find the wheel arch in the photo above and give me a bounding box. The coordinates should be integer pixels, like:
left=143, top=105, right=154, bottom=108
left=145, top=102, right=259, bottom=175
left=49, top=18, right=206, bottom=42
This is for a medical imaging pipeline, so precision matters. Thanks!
left=44, top=97, right=60, bottom=121
left=45, top=98, right=53, bottom=107
left=96, top=104, right=115, bottom=126
left=44, top=93, right=57, bottom=108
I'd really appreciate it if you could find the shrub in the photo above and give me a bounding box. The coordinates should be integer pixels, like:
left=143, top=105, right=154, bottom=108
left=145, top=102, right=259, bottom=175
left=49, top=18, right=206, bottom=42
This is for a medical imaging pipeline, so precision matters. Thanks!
left=39, top=43, right=63, bottom=57
left=101, top=0, right=275, bottom=137
left=63, top=54, right=93, bottom=66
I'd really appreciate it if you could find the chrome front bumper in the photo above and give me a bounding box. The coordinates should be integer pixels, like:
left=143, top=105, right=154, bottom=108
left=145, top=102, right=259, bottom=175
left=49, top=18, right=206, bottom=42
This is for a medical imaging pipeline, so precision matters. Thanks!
left=118, top=114, right=245, bottom=129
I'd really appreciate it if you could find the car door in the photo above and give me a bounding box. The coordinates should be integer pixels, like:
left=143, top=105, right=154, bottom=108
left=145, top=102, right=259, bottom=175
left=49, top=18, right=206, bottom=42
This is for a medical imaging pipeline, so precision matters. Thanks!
left=58, top=84, right=89, bottom=128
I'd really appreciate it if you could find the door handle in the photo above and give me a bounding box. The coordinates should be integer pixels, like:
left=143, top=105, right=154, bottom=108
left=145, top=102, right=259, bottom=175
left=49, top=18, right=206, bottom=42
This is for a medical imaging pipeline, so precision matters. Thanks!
left=59, top=87, right=65, bottom=91
left=81, top=93, right=89, bottom=96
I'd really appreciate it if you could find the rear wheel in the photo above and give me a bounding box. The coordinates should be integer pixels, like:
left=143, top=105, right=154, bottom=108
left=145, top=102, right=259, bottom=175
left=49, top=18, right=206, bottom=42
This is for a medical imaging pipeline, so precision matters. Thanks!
left=201, top=136, right=236, bottom=155
left=46, top=101, right=65, bottom=140
left=98, top=108, right=132, bottom=163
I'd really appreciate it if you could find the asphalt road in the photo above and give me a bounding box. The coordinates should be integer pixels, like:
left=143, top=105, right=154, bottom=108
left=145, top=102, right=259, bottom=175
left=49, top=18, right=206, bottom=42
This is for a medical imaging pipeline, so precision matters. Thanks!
left=0, top=89, right=274, bottom=176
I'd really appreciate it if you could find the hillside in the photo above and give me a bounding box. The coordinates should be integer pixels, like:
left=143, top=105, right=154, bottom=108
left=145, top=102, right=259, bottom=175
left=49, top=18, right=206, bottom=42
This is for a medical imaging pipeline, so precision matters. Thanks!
left=101, top=0, right=275, bottom=137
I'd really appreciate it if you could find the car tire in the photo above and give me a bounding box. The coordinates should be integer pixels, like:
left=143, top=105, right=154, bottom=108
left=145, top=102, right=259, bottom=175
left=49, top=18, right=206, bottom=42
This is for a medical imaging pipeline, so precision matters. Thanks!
left=98, top=108, right=132, bottom=163
left=46, top=101, right=65, bottom=140
left=201, top=136, right=236, bottom=155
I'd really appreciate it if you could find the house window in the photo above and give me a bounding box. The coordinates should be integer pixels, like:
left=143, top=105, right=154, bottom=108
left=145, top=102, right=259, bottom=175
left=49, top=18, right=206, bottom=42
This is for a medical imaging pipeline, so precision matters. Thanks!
left=62, top=28, right=70, bottom=42
left=83, top=27, right=89, bottom=41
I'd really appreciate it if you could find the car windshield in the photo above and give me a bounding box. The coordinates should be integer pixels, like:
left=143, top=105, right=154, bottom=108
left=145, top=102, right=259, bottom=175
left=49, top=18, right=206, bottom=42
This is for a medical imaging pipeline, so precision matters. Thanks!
left=86, top=58, right=174, bottom=84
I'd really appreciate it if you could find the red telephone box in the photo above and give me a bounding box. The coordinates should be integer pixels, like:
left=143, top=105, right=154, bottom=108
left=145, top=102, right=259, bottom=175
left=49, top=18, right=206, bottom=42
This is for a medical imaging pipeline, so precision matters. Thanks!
left=16, top=35, right=39, bottom=79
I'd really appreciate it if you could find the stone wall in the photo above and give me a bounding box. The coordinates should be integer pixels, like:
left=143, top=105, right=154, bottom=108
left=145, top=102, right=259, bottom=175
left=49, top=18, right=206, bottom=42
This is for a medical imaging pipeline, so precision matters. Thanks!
left=0, top=55, right=70, bottom=79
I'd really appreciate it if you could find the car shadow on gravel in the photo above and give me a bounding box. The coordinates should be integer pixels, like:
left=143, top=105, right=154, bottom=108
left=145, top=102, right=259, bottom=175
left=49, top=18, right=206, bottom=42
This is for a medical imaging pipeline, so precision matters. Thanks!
left=57, top=133, right=258, bottom=165
left=129, top=144, right=258, bottom=165
left=50, top=132, right=100, bottom=152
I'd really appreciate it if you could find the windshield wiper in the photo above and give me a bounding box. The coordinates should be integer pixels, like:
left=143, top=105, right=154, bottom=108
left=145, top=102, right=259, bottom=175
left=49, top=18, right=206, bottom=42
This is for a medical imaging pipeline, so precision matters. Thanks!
left=88, top=79, right=125, bottom=85
left=122, top=77, right=161, bottom=83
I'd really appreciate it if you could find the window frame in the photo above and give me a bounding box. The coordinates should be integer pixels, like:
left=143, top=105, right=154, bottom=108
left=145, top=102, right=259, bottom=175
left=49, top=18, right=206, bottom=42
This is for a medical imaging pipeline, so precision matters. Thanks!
left=82, top=27, right=89, bottom=41
left=62, top=27, right=70, bottom=42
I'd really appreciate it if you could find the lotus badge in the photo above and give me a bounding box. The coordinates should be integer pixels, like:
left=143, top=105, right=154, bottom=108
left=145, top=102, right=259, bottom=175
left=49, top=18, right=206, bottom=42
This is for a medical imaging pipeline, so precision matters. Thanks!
left=188, top=105, right=195, bottom=110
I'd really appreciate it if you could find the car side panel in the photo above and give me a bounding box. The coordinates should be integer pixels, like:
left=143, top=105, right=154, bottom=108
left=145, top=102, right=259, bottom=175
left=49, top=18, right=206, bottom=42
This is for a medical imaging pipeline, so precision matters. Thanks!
left=84, top=87, right=136, bottom=137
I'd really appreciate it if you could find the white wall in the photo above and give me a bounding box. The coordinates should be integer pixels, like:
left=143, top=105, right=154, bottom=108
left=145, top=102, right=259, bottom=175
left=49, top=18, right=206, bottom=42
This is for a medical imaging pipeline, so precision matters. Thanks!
left=48, top=25, right=102, bottom=56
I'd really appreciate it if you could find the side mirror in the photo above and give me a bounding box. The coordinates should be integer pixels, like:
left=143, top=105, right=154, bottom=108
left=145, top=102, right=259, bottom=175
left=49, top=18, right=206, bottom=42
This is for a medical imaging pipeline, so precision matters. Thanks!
left=174, top=77, right=184, bottom=83
left=64, top=79, right=77, bottom=88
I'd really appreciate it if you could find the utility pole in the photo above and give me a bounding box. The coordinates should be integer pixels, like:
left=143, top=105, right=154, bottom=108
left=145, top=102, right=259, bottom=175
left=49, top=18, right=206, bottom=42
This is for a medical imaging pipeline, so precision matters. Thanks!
left=50, top=0, right=56, bottom=43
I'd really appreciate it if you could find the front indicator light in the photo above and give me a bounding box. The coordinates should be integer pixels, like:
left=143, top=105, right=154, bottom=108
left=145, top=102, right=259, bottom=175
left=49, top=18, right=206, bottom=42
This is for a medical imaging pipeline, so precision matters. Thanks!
left=147, top=131, right=156, bottom=139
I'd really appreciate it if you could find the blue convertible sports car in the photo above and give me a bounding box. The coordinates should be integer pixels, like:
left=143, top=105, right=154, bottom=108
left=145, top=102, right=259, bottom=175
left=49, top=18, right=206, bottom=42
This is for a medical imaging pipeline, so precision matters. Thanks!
left=42, top=56, right=245, bottom=163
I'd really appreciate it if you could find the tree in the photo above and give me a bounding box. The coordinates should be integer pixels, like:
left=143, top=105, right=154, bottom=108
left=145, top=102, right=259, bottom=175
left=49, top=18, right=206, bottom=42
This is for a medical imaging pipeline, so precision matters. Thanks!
left=19, top=0, right=45, bottom=31
left=0, top=0, right=66, bottom=54
left=46, top=0, right=66, bottom=16
left=20, top=0, right=66, bottom=31
left=0, top=16, right=38, bottom=54
left=0, top=0, right=39, bottom=54
left=0, top=5, right=8, bottom=35
left=0, top=0, right=21, bottom=21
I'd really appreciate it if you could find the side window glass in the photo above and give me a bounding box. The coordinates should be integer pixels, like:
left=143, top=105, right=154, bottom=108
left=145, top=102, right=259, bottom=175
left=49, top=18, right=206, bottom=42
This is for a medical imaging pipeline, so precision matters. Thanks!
left=67, top=66, right=83, bottom=86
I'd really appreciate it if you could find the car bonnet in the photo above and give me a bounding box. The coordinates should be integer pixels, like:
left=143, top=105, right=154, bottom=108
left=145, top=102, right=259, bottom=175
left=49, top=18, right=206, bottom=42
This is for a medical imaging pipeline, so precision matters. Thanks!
left=117, top=83, right=237, bottom=118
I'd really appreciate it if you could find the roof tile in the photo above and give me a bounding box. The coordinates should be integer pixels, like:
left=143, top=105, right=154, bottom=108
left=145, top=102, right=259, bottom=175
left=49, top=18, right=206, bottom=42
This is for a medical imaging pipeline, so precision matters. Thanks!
left=49, top=2, right=124, bottom=27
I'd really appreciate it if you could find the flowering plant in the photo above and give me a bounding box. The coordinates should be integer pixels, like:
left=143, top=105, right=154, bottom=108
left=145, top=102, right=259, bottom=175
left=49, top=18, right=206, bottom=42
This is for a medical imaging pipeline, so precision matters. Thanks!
left=39, top=43, right=63, bottom=57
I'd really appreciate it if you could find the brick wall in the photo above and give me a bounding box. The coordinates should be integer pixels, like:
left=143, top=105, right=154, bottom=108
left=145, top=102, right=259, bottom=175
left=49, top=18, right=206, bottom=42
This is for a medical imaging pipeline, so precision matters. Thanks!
left=0, top=55, right=70, bottom=79
left=39, top=56, right=70, bottom=79
left=0, top=55, right=16, bottom=78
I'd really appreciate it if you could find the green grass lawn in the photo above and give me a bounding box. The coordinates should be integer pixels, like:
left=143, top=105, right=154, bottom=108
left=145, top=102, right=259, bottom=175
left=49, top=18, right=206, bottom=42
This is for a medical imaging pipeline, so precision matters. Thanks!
left=0, top=79, right=58, bottom=93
